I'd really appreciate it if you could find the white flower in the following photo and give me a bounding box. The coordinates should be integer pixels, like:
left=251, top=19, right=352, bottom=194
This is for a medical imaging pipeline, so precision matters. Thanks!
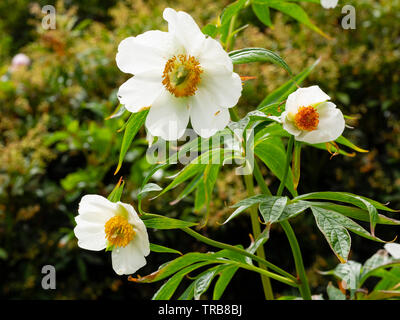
left=280, top=86, right=345, bottom=144
left=10, top=53, right=30, bottom=71
left=384, top=243, right=400, bottom=259
left=116, top=8, right=242, bottom=141
left=74, top=195, right=150, bottom=275
left=321, top=0, right=339, bottom=9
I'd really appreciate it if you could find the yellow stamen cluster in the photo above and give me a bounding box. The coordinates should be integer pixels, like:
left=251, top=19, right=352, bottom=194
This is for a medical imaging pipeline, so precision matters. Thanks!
left=104, top=215, right=135, bottom=248
left=294, top=106, right=319, bottom=131
left=162, top=55, right=202, bottom=97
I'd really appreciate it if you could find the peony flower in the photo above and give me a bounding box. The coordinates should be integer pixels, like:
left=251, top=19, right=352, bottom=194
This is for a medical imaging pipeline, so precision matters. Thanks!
left=384, top=243, right=400, bottom=259
left=116, top=8, right=242, bottom=140
left=280, top=86, right=345, bottom=144
left=321, top=0, right=339, bottom=9
left=74, top=195, right=150, bottom=275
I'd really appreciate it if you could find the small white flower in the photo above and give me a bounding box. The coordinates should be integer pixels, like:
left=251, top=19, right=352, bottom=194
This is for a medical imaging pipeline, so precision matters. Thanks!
left=74, top=195, right=150, bottom=275
left=10, top=53, right=31, bottom=71
left=116, top=8, right=242, bottom=141
left=280, top=86, right=345, bottom=144
left=384, top=243, right=400, bottom=259
left=321, top=0, right=339, bottom=9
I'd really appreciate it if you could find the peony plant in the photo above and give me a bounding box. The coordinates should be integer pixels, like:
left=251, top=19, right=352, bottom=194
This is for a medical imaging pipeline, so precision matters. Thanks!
left=74, top=3, right=400, bottom=300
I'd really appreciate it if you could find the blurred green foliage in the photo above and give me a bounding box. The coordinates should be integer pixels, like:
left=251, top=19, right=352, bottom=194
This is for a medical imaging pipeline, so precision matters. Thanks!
left=0, top=0, right=399, bottom=299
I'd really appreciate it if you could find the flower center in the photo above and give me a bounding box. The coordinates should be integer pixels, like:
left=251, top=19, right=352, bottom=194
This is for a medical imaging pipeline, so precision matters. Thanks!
left=294, top=106, right=319, bottom=131
left=104, top=215, right=135, bottom=248
left=162, top=55, right=202, bottom=97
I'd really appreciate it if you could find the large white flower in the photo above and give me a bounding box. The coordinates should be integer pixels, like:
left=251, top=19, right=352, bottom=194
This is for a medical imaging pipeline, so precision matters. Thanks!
left=280, top=86, right=345, bottom=144
left=116, top=8, right=242, bottom=141
left=74, top=195, right=150, bottom=275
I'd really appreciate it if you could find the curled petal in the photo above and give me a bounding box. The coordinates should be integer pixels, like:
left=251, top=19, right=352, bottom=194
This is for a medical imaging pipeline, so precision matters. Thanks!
left=285, top=86, right=331, bottom=114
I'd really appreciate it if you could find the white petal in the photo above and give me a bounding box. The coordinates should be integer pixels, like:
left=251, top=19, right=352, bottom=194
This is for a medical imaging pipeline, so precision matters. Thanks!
left=74, top=222, right=107, bottom=251
left=384, top=243, right=400, bottom=259
left=116, top=31, right=172, bottom=75
left=111, top=241, right=147, bottom=275
left=74, top=195, right=116, bottom=251
left=197, top=37, right=233, bottom=73
left=78, top=195, right=116, bottom=223
left=285, top=86, right=331, bottom=114
left=199, top=71, right=242, bottom=108
left=296, top=102, right=345, bottom=144
left=117, top=202, right=150, bottom=256
left=145, top=90, right=190, bottom=140
left=163, top=8, right=205, bottom=55
left=189, top=93, right=230, bottom=138
left=117, top=72, right=164, bottom=113
left=282, top=111, right=302, bottom=137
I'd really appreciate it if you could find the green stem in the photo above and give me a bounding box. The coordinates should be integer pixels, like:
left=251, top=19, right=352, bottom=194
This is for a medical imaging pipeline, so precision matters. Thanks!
left=280, top=221, right=312, bottom=299
left=243, top=174, right=274, bottom=300
left=277, top=136, right=294, bottom=197
left=182, top=227, right=298, bottom=284
left=276, top=136, right=312, bottom=300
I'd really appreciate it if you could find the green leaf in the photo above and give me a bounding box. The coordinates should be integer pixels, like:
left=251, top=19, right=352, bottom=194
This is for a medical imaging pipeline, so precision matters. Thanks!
left=295, top=191, right=398, bottom=213
left=150, top=243, right=182, bottom=255
left=193, top=265, right=225, bottom=300
left=202, top=24, right=218, bottom=37
left=171, top=171, right=203, bottom=205
left=114, top=109, right=149, bottom=174
left=335, top=136, right=369, bottom=153
left=258, top=59, right=320, bottom=108
left=309, top=202, right=400, bottom=226
left=137, top=183, right=163, bottom=199
left=255, top=137, right=296, bottom=197
left=252, top=1, right=272, bottom=27
left=141, top=213, right=198, bottom=230
left=265, top=0, right=330, bottom=38
left=229, top=48, right=292, bottom=75
left=333, top=261, right=362, bottom=294
left=310, top=205, right=385, bottom=244
left=311, top=206, right=352, bottom=263
left=220, top=0, right=248, bottom=42
left=259, top=196, right=289, bottom=224
left=224, top=195, right=270, bottom=224
left=129, top=252, right=223, bottom=284
left=213, top=265, right=239, bottom=300
left=152, top=261, right=212, bottom=300
left=292, top=141, right=302, bottom=190
left=327, top=282, right=346, bottom=300
left=107, top=178, right=125, bottom=203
